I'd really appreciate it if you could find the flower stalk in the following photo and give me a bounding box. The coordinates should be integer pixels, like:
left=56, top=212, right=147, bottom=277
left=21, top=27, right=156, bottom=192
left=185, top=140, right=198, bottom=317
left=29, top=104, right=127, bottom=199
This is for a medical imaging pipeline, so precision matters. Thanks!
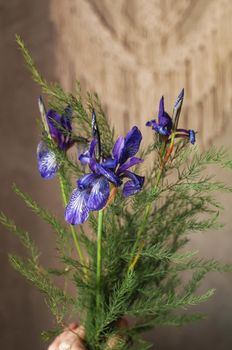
left=59, top=175, right=87, bottom=277
left=128, top=90, right=187, bottom=273
left=96, top=209, right=104, bottom=311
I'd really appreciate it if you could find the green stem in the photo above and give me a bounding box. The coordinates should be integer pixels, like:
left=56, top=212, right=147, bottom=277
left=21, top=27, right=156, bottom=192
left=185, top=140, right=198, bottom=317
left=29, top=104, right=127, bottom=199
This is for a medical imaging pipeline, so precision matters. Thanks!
left=96, top=209, right=104, bottom=310
left=59, top=175, right=87, bottom=277
left=128, top=204, right=150, bottom=273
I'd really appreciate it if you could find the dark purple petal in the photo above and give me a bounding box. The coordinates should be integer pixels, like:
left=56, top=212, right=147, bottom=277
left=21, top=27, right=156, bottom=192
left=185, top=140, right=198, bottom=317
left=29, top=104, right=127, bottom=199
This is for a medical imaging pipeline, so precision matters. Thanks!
left=112, top=136, right=125, bottom=163
left=146, top=119, right=171, bottom=135
left=87, top=177, right=110, bottom=210
left=146, top=119, right=156, bottom=127
left=117, top=157, right=144, bottom=174
left=89, top=138, right=98, bottom=157
left=155, top=124, right=171, bottom=136
left=119, top=126, right=142, bottom=164
left=158, top=96, right=165, bottom=119
left=46, top=107, right=73, bottom=150
left=102, top=157, right=117, bottom=169
left=146, top=114, right=172, bottom=136
left=91, top=160, right=121, bottom=186
left=60, top=109, right=73, bottom=149
left=159, top=111, right=172, bottom=129
left=61, top=106, right=72, bottom=133
left=157, top=96, right=172, bottom=131
left=122, top=171, right=145, bottom=197
left=77, top=173, right=100, bottom=190
left=64, top=104, right=72, bottom=121
left=79, top=139, right=97, bottom=165
left=37, top=141, right=59, bottom=179
left=79, top=151, right=91, bottom=165
left=189, top=130, right=196, bottom=145
left=65, top=188, right=90, bottom=225
left=46, top=110, right=61, bottom=141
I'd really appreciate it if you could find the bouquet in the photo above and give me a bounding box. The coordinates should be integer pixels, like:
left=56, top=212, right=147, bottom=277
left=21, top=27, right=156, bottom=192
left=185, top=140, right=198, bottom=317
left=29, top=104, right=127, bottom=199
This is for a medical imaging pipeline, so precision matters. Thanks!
left=1, top=35, right=232, bottom=350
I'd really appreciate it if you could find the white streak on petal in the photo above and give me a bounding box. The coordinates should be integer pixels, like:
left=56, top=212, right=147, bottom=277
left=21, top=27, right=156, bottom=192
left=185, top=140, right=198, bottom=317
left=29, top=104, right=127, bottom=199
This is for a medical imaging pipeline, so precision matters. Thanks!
left=37, top=142, right=59, bottom=179
left=65, top=189, right=90, bottom=225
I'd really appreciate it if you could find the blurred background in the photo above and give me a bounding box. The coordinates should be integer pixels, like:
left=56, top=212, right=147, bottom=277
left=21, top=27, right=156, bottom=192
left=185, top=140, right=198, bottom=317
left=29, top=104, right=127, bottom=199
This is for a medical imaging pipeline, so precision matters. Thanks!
left=1, top=0, right=232, bottom=349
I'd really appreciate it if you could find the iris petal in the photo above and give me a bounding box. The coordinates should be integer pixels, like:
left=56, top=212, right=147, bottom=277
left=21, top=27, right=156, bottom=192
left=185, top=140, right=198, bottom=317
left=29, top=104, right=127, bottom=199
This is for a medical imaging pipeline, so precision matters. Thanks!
left=46, top=108, right=73, bottom=150
left=37, top=142, right=59, bottom=179
left=117, top=157, right=144, bottom=174
left=158, top=96, right=165, bottom=119
left=90, top=160, right=121, bottom=186
left=156, top=125, right=171, bottom=136
left=102, top=157, right=117, bottom=169
left=88, top=177, right=110, bottom=210
left=120, top=126, right=142, bottom=164
left=158, top=111, right=172, bottom=129
left=77, top=173, right=100, bottom=190
left=146, top=120, right=157, bottom=128
left=89, top=138, right=98, bottom=157
left=65, top=188, right=90, bottom=225
left=157, top=96, right=172, bottom=131
left=79, top=151, right=91, bottom=165
left=46, top=109, right=61, bottom=141
left=79, top=139, right=97, bottom=165
left=189, top=130, right=196, bottom=144
left=122, top=170, right=145, bottom=197
left=112, top=136, right=125, bottom=163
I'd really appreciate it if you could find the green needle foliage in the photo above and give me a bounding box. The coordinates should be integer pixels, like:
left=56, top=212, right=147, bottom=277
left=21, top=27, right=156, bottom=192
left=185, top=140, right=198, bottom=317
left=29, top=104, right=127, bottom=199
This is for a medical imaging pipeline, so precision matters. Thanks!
left=1, top=35, right=232, bottom=350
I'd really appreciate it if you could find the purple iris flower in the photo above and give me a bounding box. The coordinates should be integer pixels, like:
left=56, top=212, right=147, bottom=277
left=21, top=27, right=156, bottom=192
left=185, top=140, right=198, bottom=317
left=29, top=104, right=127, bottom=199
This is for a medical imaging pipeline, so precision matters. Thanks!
left=65, top=124, right=144, bottom=225
left=146, top=89, right=196, bottom=145
left=146, top=96, right=173, bottom=136
left=37, top=97, right=73, bottom=179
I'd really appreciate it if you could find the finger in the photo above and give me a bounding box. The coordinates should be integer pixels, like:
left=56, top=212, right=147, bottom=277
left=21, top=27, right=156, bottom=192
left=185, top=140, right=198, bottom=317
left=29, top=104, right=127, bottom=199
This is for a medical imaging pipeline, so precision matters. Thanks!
left=73, top=325, right=85, bottom=340
left=48, top=334, right=62, bottom=350
left=68, top=322, right=78, bottom=331
left=48, top=325, right=86, bottom=350
left=106, top=318, right=128, bottom=349
left=59, top=327, right=86, bottom=350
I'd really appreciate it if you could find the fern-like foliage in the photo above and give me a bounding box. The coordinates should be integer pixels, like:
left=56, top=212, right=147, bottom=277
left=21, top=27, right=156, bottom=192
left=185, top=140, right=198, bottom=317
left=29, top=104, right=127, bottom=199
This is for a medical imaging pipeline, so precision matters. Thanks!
left=1, top=35, right=232, bottom=350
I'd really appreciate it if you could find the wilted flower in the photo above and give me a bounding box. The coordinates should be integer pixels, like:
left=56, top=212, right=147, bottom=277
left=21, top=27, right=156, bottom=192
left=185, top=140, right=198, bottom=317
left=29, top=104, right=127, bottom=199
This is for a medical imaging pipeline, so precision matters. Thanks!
left=37, top=97, right=73, bottom=179
left=65, top=112, right=144, bottom=225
